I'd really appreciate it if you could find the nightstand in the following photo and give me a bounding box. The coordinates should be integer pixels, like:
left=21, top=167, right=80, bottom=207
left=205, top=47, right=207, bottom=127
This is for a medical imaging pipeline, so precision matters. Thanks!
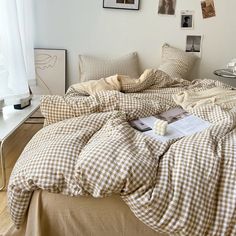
left=213, top=69, right=236, bottom=87
left=0, top=96, right=41, bottom=191
left=214, top=69, right=236, bottom=79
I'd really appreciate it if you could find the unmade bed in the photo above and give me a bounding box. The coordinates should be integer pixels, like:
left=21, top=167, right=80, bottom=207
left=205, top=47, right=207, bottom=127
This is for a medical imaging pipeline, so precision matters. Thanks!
left=6, top=69, right=236, bottom=235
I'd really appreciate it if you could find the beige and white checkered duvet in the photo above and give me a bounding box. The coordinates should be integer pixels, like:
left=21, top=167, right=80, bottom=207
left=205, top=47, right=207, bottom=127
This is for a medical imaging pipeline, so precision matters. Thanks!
left=8, top=70, right=236, bottom=235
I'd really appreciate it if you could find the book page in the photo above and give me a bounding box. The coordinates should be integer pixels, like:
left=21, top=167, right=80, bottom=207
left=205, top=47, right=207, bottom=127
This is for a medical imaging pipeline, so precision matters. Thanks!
left=131, top=108, right=211, bottom=143
left=168, top=115, right=211, bottom=135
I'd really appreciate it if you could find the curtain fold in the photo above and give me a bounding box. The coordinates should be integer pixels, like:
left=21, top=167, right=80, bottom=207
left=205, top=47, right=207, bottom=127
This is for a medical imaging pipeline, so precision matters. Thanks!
left=0, top=0, right=35, bottom=104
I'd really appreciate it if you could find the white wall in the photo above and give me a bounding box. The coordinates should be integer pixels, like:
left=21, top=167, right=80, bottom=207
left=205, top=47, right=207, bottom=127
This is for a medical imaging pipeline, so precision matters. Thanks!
left=33, top=0, right=236, bottom=87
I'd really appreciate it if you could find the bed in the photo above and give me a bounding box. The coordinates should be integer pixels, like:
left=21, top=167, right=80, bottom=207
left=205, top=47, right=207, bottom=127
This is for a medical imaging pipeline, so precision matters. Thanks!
left=6, top=69, right=236, bottom=236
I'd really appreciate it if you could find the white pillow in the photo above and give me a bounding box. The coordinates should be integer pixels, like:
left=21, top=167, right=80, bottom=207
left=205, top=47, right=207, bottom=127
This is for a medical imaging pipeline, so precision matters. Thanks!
left=78, top=52, right=140, bottom=82
left=158, top=43, right=197, bottom=79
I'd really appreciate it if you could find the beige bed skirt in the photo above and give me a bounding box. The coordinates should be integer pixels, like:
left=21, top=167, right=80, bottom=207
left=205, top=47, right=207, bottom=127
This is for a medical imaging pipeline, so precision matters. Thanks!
left=6, top=191, right=168, bottom=236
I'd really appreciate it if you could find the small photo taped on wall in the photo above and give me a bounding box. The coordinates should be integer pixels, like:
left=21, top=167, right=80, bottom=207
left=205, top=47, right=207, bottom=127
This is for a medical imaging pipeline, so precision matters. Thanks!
left=186, top=35, right=202, bottom=56
left=181, top=10, right=194, bottom=29
left=158, top=0, right=176, bottom=16
left=201, top=0, right=216, bottom=19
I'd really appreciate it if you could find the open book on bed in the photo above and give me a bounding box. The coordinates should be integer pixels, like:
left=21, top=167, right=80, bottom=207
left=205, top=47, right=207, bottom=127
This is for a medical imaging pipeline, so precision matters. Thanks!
left=129, top=107, right=211, bottom=142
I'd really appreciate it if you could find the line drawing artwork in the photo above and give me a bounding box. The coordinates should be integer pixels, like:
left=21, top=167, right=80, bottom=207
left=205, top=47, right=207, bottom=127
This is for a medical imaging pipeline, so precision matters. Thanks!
left=34, top=49, right=66, bottom=96
left=35, top=53, right=57, bottom=94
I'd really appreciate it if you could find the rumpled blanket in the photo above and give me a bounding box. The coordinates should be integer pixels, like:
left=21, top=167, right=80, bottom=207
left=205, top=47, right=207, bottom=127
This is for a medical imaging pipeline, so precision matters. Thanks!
left=173, top=87, right=236, bottom=110
left=71, top=74, right=122, bottom=94
left=8, top=69, right=236, bottom=235
left=71, top=69, right=168, bottom=95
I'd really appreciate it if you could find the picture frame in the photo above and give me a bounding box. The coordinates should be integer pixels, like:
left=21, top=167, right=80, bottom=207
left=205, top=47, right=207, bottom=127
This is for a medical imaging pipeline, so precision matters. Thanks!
left=33, top=48, right=67, bottom=96
left=103, top=0, right=140, bottom=10
left=180, top=10, right=194, bottom=29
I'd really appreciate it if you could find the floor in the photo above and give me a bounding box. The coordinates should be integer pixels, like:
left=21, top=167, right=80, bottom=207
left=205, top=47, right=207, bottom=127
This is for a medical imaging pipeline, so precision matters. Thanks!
left=0, top=122, right=43, bottom=235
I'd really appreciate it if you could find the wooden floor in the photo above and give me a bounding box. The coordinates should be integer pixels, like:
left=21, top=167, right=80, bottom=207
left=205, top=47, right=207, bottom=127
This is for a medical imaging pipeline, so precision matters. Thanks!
left=0, top=123, right=43, bottom=235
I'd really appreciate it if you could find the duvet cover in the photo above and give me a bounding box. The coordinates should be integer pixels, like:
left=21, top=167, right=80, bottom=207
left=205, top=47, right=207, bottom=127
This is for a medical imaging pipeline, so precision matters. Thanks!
left=8, top=70, right=236, bottom=235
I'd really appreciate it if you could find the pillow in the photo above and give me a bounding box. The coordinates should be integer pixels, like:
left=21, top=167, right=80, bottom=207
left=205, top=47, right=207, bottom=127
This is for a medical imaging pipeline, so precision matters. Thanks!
left=79, top=52, right=140, bottom=82
left=158, top=43, right=197, bottom=79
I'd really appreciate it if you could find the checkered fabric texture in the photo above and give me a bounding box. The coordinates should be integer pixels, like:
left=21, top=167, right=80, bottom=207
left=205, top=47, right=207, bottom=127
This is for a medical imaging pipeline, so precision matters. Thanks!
left=8, top=70, right=236, bottom=235
left=158, top=44, right=197, bottom=79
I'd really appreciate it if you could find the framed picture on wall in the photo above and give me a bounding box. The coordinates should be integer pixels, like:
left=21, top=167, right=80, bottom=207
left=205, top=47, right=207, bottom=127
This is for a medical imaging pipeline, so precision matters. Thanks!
left=103, top=0, right=140, bottom=10
left=32, top=48, right=67, bottom=96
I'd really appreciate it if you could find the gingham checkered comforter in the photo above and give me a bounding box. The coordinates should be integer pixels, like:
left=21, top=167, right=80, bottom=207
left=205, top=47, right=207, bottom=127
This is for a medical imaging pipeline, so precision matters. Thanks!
left=8, top=70, right=236, bottom=235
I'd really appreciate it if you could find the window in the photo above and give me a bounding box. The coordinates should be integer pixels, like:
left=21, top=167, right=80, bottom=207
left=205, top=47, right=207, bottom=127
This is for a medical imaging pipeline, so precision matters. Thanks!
left=0, top=38, right=11, bottom=99
left=0, top=0, right=35, bottom=104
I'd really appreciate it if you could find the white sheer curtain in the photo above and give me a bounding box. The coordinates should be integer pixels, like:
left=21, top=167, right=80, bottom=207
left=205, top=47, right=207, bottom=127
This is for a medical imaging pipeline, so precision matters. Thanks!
left=0, top=0, right=35, bottom=104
